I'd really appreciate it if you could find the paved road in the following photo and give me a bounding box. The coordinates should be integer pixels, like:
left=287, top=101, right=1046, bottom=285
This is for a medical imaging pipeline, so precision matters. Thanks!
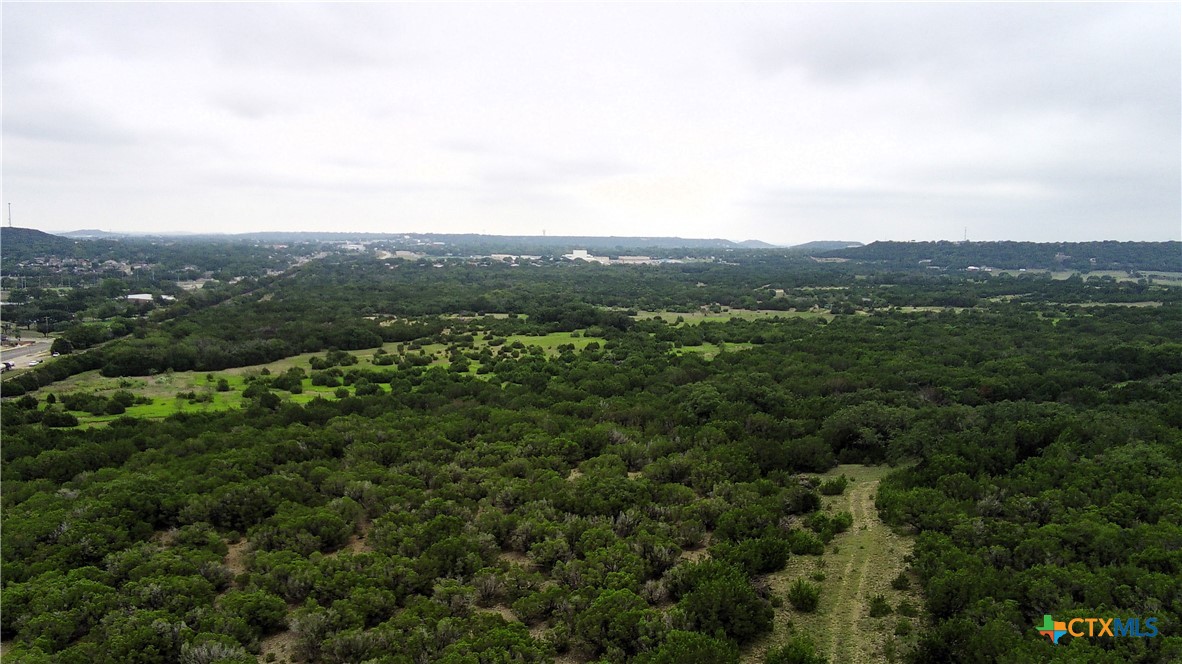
left=0, top=339, right=53, bottom=369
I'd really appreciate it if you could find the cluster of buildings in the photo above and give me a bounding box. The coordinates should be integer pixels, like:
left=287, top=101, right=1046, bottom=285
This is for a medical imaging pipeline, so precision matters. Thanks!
left=561, top=249, right=676, bottom=266
left=11, top=256, right=153, bottom=276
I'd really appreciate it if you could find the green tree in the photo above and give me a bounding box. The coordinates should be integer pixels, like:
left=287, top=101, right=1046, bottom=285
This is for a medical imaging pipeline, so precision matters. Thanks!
left=637, top=630, right=740, bottom=664
left=575, top=588, right=661, bottom=657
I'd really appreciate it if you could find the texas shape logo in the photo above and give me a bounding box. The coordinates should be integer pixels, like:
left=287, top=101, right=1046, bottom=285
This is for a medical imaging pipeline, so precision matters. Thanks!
left=1037, top=615, right=1068, bottom=644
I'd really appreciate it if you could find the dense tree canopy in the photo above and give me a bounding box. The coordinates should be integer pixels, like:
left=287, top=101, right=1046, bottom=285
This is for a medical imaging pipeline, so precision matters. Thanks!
left=1, top=240, right=1179, bottom=662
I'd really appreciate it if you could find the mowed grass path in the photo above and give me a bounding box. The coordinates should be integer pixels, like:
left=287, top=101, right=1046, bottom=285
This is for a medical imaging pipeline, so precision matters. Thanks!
left=745, top=465, right=923, bottom=664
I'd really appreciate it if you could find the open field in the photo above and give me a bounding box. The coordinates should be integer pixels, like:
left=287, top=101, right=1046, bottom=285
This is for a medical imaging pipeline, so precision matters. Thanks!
left=634, top=308, right=833, bottom=323
left=1065, top=301, right=1165, bottom=308
left=15, top=321, right=778, bottom=426
left=19, top=330, right=614, bottom=426
left=36, top=370, right=349, bottom=426
left=744, top=465, right=923, bottom=664
left=1050, top=269, right=1182, bottom=285
left=988, top=269, right=1182, bottom=286
left=501, top=331, right=601, bottom=352
left=893, top=306, right=967, bottom=313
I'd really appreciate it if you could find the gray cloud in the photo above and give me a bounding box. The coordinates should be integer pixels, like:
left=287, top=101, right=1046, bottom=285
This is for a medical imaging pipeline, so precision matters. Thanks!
left=2, top=3, right=1177, bottom=242
left=5, top=110, right=137, bottom=146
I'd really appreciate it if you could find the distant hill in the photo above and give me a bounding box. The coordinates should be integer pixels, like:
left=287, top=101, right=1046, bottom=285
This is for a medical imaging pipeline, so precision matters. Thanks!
left=788, top=240, right=864, bottom=252
left=822, top=240, right=1181, bottom=272
left=0, top=227, right=79, bottom=262
left=61, top=229, right=126, bottom=239
left=737, top=239, right=779, bottom=249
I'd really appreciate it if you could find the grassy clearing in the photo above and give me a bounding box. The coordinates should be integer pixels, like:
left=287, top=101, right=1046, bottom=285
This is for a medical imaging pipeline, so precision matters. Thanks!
left=893, top=306, right=967, bottom=313
left=27, top=327, right=762, bottom=427
left=28, top=331, right=612, bottom=426
left=501, top=331, right=600, bottom=353
left=1060, top=301, right=1165, bottom=308
left=1142, top=272, right=1182, bottom=286
left=633, top=309, right=833, bottom=324
left=61, top=376, right=354, bottom=426
left=1007, top=270, right=1182, bottom=286
left=671, top=342, right=755, bottom=359
left=744, top=465, right=923, bottom=664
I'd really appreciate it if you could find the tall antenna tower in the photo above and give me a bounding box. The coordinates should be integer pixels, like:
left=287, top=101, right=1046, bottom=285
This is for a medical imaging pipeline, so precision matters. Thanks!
left=7, top=203, right=11, bottom=228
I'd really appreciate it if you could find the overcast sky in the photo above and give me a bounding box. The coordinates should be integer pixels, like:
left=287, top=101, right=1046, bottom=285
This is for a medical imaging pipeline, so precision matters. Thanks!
left=3, top=3, right=1179, bottom=245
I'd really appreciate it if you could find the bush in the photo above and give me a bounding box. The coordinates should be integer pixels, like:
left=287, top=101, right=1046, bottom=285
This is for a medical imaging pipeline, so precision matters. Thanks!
left=806, top=512, right=852, bottom=543
left=784, top=530, right=824, bottom=555
left=785, top=487, right=822, bottom=514
left=110, top=390, right=136, bottom=407
left=636, top=630, right=739, bottom=664
left=891, top=571, right=911, bottom=590
left=819, top=475, right=849, bottom=495
left=765, top=635, right=827, bottom=664
left=787, top=579, right=820, bottom=612
left=42, top=410, right=79, bottom=428
left=868, top=594, right=892, bottom=617
left=671, top=561, right=773, bottom=644
left=220, top=590, right=288, bottom=635
left=575, top=588, right=658, bottom=657
left=831, top=511, right=853, bottom=533
left=711, top=537, right=791, bottom=576
left=354, top=381, right=382, bottom=396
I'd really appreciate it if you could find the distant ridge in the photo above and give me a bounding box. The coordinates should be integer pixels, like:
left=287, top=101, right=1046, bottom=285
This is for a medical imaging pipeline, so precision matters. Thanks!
left=737, top=239, right=778, bottom=249
left=61, top=229, right=125, bottom=239
left=182, top=232, right=776, bottom=251
left=14, top=229, right=791, bottom=251
left=788, top=240, right=864, bottom=252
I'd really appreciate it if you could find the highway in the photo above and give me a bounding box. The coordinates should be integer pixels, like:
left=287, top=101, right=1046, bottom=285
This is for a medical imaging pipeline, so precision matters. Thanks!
left=0, top=339, right=54, bottom=371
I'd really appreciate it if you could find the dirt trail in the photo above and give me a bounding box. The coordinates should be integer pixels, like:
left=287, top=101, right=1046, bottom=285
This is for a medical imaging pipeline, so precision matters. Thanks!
left=748, top=465, right=923, bottom=664
left=825, top=475, right=879, bottom=662
left=224, top=539, right=250, bottom=578
left=258, top=630, right=297, bottom=662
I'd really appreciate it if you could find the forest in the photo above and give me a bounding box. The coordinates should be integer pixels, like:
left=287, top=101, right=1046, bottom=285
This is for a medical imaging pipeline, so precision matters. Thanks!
left=1, top=235, right=1179, bottom=663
